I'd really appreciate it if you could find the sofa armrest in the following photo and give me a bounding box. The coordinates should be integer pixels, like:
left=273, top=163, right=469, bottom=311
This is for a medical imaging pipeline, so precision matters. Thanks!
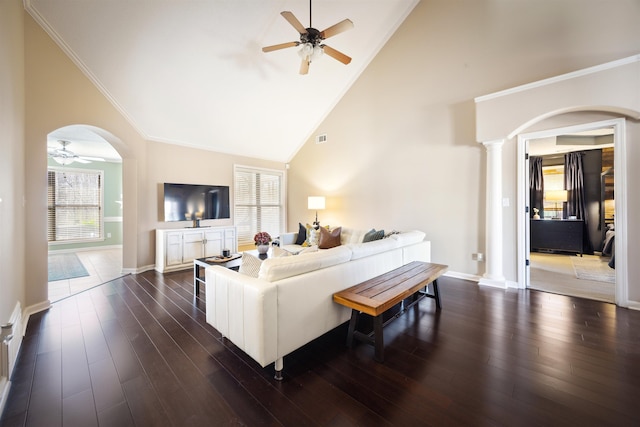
left=280, top=232, right=298, bottom=245
left=205, top=266, right=278, bottom=367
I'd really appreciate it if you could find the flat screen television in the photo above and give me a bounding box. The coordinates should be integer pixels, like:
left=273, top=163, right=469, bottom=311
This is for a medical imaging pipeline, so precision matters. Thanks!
left=163, top=183, right=230, bottom=222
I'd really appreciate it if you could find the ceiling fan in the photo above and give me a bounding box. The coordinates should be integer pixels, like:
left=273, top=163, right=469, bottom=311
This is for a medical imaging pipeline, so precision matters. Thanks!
left=48, top=140, right=105, bottom=165
left=262, top=0, right=354, bottom=75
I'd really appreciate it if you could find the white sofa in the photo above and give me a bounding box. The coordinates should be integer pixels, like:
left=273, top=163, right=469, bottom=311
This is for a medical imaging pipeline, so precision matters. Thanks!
left=205, top=228, right=430, bottom=378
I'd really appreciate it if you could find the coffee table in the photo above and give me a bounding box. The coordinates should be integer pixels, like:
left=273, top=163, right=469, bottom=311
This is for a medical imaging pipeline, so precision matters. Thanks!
left=193, top=254, right=242, bottom=295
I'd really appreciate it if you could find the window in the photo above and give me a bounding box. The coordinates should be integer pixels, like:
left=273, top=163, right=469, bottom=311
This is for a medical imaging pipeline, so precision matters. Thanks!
left=234, top=165, right=285, bottom=246
left=48, top=168, right=103, bottom=243
left=542, top=165, right=564, bottom=219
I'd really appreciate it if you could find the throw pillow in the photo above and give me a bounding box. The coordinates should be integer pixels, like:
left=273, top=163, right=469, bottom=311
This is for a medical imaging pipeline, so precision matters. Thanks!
left=363, top=229, right=385, bottom=242
left=302, top=223, right=314, bottom=247
left=239, top=252, right=262, bottom=278
left=384, top=230, right=400, bottom=238
left=294, top=222, right=306, bottom=245
left=319, top=226, right=342, bottom=249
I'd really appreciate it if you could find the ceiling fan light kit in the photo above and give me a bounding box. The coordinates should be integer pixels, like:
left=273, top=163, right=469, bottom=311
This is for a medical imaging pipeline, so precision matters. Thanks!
left=48, top=140, right=105, bottom=165
left=262, top=0, right=353, bottom=75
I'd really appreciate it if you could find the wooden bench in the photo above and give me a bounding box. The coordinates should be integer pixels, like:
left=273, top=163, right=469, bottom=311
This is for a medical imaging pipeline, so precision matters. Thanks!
left=333, top=261, right=448, bottom=362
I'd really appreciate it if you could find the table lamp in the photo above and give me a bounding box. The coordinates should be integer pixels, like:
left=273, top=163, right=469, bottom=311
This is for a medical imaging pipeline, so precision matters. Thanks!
left=308, top=196, right=325, bottom=229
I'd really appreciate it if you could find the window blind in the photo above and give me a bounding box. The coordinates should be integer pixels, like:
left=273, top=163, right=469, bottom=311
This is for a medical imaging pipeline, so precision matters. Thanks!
left=234, top=166, right=285, bottom=246
left=47, top=168, right=103, bottom=242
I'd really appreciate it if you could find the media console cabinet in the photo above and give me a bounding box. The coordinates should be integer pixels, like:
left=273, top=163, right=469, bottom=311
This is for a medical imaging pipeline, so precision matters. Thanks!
left=155, top=226, right=237, bottom=273
left=530, top=219, right=584, bottom=256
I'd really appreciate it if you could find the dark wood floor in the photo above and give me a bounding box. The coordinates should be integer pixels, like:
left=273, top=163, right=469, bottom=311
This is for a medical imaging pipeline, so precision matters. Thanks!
left=2, top=270, right=640, bottom=426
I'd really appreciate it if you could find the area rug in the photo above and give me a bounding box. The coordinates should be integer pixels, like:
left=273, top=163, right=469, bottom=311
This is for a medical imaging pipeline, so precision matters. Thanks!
left=48, top=253, right=89, bottom=281
left=571, top=256, right=615, bottom=283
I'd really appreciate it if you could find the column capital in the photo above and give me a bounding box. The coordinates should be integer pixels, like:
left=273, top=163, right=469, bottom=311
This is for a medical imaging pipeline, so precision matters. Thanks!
left=481, top=139, right=505, bottom=149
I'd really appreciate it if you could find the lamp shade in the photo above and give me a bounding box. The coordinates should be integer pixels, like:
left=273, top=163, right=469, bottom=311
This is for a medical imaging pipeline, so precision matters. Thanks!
left=308, top=196, right=325, bottom=210
left=545, top=190, right=568, bottom=202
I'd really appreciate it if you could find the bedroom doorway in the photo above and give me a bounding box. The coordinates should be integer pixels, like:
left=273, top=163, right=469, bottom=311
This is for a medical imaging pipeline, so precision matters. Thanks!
left=520, top=119, right=621, bottom=303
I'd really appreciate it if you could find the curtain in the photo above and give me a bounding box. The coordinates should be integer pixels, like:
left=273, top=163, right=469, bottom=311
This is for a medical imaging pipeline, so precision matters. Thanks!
left=564, top=152, right=593, bottom=253
left=529, top=156, right=544, bottom=218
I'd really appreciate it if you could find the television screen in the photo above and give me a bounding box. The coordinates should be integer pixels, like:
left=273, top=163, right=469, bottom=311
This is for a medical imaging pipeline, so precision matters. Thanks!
left=163, top=183, right=230, bottom=221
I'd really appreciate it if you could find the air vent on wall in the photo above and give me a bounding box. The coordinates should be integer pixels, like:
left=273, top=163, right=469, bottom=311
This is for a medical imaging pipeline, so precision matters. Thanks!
left=316, top=134, right=327, bottom=144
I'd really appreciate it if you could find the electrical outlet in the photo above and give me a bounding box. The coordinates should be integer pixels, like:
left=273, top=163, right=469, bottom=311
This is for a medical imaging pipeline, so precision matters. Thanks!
left=472, top=253, right=484, bottom=261
left=107, top=233, right=112, bottom=238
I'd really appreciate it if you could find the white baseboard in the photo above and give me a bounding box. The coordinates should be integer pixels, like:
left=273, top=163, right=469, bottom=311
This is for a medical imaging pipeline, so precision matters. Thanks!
left=124, top=264, right=155, bottom=275
left=444, top=271, right=480, bottom=283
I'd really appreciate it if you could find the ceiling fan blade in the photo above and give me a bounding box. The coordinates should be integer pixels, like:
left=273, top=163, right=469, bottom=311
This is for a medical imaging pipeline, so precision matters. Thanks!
left=262, top=41, right=299, bottom=53
left=320, top=19, right=354, bottom=39
left=299, top=58, right=310, bottom=75
left=281, top=11, right=307, bottom=35
left=80, top=156, right=105, bottom=162
left=322, top=45, right=352, bottom=65
left=74, top=158, right=91, bottom=164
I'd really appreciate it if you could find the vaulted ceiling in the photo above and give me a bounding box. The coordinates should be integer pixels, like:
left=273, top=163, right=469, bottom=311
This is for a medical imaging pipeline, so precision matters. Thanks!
left=27, top=0, right=419, bottom=162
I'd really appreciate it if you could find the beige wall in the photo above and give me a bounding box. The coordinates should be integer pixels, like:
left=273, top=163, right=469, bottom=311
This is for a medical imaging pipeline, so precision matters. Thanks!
left=288, top=0, right=640, bottom=278
left=144, top=141, right=284, bottom=254
left=0, top=0, right=26, bottom=324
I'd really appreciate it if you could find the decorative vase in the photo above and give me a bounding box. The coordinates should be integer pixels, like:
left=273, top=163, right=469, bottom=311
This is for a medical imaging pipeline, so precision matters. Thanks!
left=257, top=244, right=269, bottom=254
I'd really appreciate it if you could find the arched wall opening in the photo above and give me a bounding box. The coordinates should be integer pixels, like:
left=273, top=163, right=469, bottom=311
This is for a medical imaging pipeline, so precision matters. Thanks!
left=475, top=54, right=640, bottom=309
left=45, top=124, right=127, bottom=301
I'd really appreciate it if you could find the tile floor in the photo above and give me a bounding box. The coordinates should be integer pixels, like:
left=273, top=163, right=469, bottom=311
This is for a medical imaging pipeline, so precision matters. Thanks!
left=48, top=247, right=124, bottom=302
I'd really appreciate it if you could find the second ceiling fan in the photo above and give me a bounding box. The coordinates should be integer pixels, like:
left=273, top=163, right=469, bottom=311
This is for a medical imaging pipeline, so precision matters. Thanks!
left=262, top=0, right=354, bottom=75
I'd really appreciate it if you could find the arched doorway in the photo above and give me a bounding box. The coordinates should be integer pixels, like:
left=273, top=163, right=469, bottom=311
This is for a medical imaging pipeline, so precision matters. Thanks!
left=475, top=54, right=640, bottom=308
left=46, top=124, right=125, bottom=301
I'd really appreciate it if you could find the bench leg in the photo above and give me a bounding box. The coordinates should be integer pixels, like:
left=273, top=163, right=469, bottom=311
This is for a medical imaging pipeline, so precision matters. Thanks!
left=346, top=309, right=358, bottom=348
left=373, top=315, right=384, bottom=363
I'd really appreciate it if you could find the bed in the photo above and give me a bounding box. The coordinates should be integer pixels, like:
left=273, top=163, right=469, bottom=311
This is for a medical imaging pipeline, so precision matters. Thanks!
left=602, top=224, right=615, bottom=269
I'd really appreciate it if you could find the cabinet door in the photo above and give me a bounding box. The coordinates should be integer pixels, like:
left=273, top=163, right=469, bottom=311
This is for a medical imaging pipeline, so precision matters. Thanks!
left=203, top=230, right=224, bottom=258
left=183, top=231, right=204, bottom=263
left=165, top=232, right=183, bottom=266
left=224, top=228, right=237, bottom=253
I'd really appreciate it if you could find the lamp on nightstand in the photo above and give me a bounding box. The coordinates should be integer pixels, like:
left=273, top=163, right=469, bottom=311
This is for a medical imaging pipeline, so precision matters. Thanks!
left=308, top=196, right=325, bottom=229
left=545, top=190, right=567, bottom=219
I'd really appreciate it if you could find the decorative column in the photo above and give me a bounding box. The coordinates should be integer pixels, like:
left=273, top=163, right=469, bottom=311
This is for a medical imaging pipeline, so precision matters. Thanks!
left=479, top=139, right=507, bottom=288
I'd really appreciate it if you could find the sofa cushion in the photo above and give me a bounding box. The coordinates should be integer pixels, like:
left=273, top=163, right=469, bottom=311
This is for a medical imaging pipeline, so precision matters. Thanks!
left=363, top=229, right=385, bottom=242
left=299, top=245, right=318, bottom=254
left=319, top=226, right=342, bottom=249
left=272, top=246, right=292, bottom=257
left=389, top=230, right=426, bottom=246
left=294, top=223, right=306, bottom=245
left=239, top=252, right=262, bottom=277
left=348, top=237, right=399, bottom=260
left=258, top=245, right=352, bottom=282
